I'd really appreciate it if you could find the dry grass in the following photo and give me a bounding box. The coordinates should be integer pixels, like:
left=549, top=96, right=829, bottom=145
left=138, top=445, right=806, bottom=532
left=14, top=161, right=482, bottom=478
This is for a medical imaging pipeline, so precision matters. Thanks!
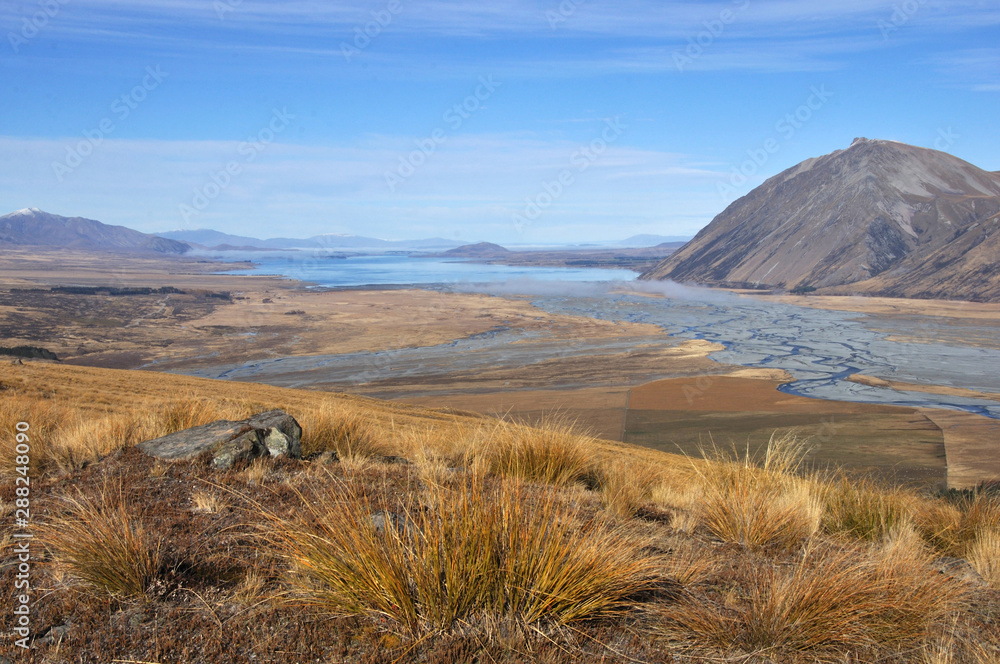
left=191, top=489, right=228, bottom=513
left=470, top=417, right=595, bottom=488
left=260, top=471, right=657, bottom=635
left=919, top=492, right=1000, bottom=557
left=691, top=433, right=821, bottom=550
left=39, top=487, right=163, bottom=597
left=595, top=458, right=664, bottom=518
left=967, top=529, right=1000, bottom=589
left=662, top=543, right=965, bottom=657
left=821, top=475, right=917, bottom=541
left=297, top=401, right=391, bottom=460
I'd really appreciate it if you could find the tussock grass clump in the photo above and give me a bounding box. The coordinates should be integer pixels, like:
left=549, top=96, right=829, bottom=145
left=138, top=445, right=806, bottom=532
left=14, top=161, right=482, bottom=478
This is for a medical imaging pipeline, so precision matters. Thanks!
left=0, top=396, right=71, bottom=475
left=662, top=544, right=965, bottom=656
left=822, top=475, right=916, bottom=541
left=967, top=529, right=1000, bottom=589
left=596, top=459, right=660, bottom=518
left=40, top=489, right=163, bottom=598
left=472, top=417, right=594, bottom=487
left=298, top=402, right=390, bottom=459
left=156, top=396, right=252, bottom=434
left=918, top=492, right=1000, bottom=557
left=48, top=411, right=160, bottom=473
left=262, top=473, right=656, bottom=635
left=693, top=433, right=821, bottom=550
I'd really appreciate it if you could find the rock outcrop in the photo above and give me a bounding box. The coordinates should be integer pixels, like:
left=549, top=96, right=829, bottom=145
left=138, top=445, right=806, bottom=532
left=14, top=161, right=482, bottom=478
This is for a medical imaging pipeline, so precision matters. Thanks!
left=137, top=409, right=302, bottom=470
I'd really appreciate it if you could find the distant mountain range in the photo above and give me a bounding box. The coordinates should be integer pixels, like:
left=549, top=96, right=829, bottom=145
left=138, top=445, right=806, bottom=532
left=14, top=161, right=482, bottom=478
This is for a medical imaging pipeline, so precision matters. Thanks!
left=643, top=138, right=1000, bottom=301
left=0, top=208, right=189, bottom=254
left=157, top=229, right=463, bottom=252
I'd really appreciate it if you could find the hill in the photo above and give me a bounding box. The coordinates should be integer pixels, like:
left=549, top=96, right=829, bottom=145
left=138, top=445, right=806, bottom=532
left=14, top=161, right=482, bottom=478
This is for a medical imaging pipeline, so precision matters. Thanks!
left=0, top=208, right=190, bottom=254
left=1, top=361, right=998, bottom=662
left=441, top=241, right=510, bottom=257
left=642, top=138, right=1000, bottom=301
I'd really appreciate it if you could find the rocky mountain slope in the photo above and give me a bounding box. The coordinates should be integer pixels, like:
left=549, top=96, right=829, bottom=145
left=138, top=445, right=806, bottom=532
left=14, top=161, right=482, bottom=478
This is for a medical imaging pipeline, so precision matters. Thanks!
left=642, top=138, right=1000, bottom=301
left=0, top=208, right=189, bottom=254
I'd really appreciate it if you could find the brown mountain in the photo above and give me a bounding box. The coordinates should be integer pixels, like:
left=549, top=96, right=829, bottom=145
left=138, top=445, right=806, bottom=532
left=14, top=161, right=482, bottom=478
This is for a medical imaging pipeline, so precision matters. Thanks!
left=0, top=208, right=190, bottom=254
left=642, top=138, right=1000, bottom=301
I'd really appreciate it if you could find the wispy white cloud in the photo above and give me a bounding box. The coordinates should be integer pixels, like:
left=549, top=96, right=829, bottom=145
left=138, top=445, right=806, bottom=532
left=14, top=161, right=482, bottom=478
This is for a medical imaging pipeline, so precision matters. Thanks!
left=4, top=0, right=998, bottom=75
left=927, top=48, right=1000, bottom=92
left=0, top=133, right=723, bottom=242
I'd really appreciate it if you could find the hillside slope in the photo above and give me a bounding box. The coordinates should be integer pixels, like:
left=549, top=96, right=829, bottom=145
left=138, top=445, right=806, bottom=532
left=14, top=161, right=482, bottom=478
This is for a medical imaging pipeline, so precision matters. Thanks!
left=642, top=138, right=1000, bottom=301
left=0, top=208, right=189, bottom=254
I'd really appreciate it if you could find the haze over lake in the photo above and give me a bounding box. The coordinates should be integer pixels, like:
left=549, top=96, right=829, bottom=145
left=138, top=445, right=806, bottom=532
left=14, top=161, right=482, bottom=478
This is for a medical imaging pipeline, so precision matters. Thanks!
left=218, top=253, right=640, bottom=287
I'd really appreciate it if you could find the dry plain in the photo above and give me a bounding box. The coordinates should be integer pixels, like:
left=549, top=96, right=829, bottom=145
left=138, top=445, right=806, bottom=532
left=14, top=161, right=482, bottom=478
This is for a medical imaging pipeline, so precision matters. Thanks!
left=2, top=249, right=999, bottom=487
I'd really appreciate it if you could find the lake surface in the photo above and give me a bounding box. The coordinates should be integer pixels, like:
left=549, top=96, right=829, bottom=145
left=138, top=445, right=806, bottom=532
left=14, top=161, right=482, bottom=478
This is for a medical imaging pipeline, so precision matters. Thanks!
left=205, top=254, right=1000, bottom=419
left=219, top=253, right=640, bottom=286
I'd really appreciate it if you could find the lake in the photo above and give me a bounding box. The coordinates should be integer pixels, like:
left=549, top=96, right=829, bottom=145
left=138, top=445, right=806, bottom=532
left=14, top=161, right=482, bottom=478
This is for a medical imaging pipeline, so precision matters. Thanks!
left=217, top=252, right=640, bottom=287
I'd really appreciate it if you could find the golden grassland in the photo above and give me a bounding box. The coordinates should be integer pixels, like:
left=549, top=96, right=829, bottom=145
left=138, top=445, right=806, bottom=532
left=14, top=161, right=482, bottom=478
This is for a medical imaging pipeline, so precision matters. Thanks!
left=1, top=362, right=999, bottom=662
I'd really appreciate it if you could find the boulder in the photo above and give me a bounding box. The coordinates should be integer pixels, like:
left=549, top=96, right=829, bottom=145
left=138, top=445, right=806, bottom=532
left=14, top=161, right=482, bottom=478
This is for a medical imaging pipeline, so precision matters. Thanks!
left=137, top=410, right=303, bottom=470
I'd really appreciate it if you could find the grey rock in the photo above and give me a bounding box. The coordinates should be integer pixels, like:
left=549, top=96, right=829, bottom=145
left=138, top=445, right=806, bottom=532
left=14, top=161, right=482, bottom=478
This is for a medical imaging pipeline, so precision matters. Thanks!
left=212, top=430, right=266, bottom=470
left=932, top=556, right=987, bottom=588
left=370, top=511, right=417, bottom=538
left=38, top=623, right=71, bottom=646
left=248, top=409, right=303, bottom=443
left=137, top=410, right=303, bottom=470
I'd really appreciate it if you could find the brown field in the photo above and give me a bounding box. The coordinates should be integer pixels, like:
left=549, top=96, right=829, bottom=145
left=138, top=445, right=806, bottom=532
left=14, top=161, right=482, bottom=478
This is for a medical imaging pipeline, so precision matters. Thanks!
left=751, top=292, right=1000, bottom=320
left=0, top=250, right=668, bottom=370
left=3, top=250, right=999, bottom=488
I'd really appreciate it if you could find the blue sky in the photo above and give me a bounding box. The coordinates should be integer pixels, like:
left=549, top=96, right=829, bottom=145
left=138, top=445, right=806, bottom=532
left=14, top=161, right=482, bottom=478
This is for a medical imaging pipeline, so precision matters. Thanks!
left=1, top=1, right=998, bottom=244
